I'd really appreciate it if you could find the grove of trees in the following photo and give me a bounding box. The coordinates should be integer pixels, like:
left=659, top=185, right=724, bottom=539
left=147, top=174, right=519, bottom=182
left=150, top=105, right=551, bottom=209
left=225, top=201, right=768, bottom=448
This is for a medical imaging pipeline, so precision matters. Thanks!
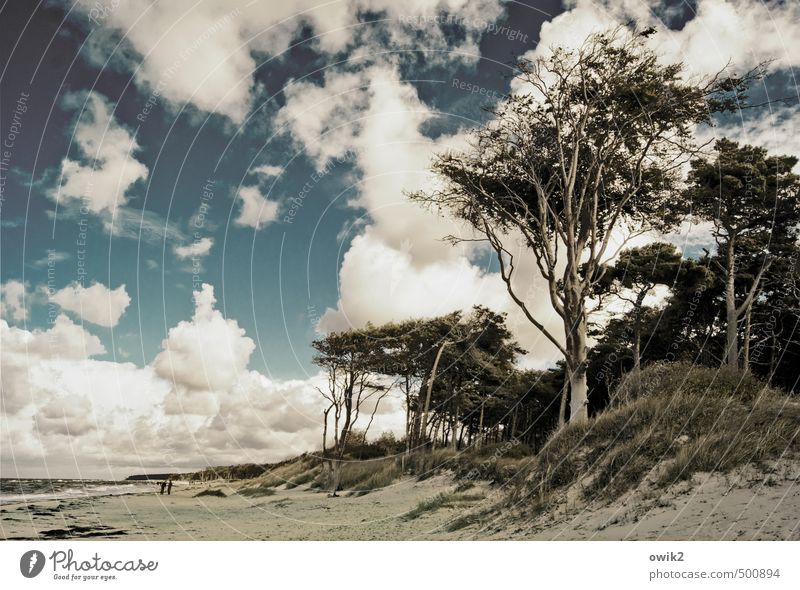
left=310, top=27, right=800, bottom=494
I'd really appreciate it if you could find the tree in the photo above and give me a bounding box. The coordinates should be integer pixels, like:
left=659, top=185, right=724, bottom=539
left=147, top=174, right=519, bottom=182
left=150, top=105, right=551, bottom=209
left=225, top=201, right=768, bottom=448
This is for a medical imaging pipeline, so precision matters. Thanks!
left=606, top=242, right=682, bottom=375
left=312, top=329, right=389, bottom=496
left=413, top=27, right=751, bottom=422
left=367, top=313, right=462, bottom=452
left=684, top=139, right=800, bottom=369
left=746, top=235, right=800, bottom=388
left=416, top=306, right=523, bottom=450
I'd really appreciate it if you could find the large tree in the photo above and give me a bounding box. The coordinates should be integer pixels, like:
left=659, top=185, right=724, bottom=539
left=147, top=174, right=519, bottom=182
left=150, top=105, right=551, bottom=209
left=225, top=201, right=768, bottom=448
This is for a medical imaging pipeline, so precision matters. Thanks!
left=413, top=28, right=751, bottom=422
left=684, top=139, right=800, bottom=369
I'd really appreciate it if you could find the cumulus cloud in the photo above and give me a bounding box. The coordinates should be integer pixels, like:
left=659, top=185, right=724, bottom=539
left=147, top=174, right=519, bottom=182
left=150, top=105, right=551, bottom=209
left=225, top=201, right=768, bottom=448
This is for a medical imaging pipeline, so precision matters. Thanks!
left=697, top=105, right=800, bottom=168
left=68, top=0, right=505, bottom=123
left=234, top=185, right=280, bottom=230
left=276, top=62, right=567, bottom=365
left=51, top=282, right=131, bottom=327
left=174, top=237, right=214, bottom=259
left=522, top=0, right=800, bottom=77
left=153, top=284, right=255, bottom=400
left=34, top=395, right=96, bottom=437
left=657, top=0, right=800, bottom=76
left=1, top=315, right=105, bottom=414
left=1, top=280, right=28, bottom=322
left=1, top=284, right=332, bottom=477
left=0, top=281, right=409, bottom=477
left=53, top=91, right=148, bottom=215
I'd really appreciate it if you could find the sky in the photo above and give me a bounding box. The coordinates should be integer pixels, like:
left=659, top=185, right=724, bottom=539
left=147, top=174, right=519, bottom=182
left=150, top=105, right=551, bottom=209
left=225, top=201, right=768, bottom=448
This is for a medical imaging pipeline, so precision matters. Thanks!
left=1, top=0, right=798, bottom=478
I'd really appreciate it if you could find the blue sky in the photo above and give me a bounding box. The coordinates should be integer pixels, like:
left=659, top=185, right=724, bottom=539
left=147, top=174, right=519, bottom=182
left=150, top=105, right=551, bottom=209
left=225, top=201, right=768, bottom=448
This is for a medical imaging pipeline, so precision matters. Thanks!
left=1, top=0, right=798, bottom=478
left=0, top=0, right=560, bottom=379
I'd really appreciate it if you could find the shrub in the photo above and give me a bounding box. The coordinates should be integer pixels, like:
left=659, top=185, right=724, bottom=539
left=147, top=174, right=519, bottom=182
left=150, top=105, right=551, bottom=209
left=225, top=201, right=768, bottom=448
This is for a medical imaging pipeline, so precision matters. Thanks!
left=194, top=489, right=227, bottom=498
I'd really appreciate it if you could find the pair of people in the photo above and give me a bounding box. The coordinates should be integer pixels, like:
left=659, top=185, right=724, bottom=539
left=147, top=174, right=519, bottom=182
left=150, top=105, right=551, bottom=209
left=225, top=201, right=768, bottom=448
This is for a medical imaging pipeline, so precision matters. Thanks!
left=159, top=480, right=173, bottom=495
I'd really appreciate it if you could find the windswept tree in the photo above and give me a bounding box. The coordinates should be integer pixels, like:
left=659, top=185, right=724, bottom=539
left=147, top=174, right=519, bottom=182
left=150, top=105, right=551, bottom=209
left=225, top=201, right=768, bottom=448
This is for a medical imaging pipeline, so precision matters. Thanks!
left=684, top=139, right=800, bottom=369
left=413, top=28, right=752, bottom=422
left=312, top=329, right=389, bottom=496
left=429, top=306, right=523, bottom=450
left=368, top=313, right=462, bottom=452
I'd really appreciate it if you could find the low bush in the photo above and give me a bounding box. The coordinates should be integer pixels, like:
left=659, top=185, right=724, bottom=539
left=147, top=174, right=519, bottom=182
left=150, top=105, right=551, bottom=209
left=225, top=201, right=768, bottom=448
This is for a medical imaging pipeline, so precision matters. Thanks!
left=194, top=489, right=227, bottom=498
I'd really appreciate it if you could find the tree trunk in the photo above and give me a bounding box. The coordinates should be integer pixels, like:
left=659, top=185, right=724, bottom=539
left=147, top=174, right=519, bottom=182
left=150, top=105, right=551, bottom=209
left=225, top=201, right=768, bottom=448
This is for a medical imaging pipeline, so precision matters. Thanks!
left=327, top=459, right=342, bottom=497
left=742, top=305, right=752, bottom=372
left=511, top=405, right=518, bottom=440
left=450, top=400, right=460, bottom=451
left=633, top=298, right=643, bottom=375
left=557, top=381, right=568, bottom=428
left=477, top=401, right=485, bottom=449
left=418, top=341, right=447, bottom=451
left=404, top=376, right=412, bottom=454
left=725, top=239, right=739, bottom=370
left=768, top=329, right=777, bottom=386
left=566, top=307, right=589, bottom=422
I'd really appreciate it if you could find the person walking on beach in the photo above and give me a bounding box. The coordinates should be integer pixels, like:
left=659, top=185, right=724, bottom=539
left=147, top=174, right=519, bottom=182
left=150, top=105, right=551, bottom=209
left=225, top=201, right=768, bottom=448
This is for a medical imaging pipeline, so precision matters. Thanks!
left=160, top=481, right=166, bottom=495
left=167, top=480, right=173, bottom=495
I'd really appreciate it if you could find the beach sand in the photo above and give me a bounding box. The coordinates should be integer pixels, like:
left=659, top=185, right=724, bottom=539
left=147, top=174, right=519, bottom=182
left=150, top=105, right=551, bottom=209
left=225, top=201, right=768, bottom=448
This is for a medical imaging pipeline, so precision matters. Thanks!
left=0, top=475, right=488, bottom=541
left=3, top=461, right=799, bottom=540
left=465, top=460, right=800, bottom=541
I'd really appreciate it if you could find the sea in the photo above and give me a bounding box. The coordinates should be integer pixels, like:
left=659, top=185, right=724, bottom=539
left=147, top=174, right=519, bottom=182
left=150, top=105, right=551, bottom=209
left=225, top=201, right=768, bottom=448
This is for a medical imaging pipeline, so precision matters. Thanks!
left=0, top=478, right=153, bottom=506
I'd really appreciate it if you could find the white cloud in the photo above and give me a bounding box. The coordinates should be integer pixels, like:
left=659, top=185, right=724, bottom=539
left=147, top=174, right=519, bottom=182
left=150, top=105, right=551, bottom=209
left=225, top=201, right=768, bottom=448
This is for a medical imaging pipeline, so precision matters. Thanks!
left=522, top=0, right=800, bottom=78
left=1, top=280, right=28, bottom=322
left=656, top=0, right=800, bottom=76
left=51, top=282, right=131, bottom=327
left=34, top=394, right=96, bottom=437
left=234, top=185, right=280, bottom=230
left=0, top=314, right=106, bottom=414
left=68, top=0, right=505, bottom=123
left=174, top=237, right=214, bottom=259
left=153, top=284, right=255, bottom=402
left=252, top=164, right=284, bottom=177
left=276, top=69, right=370, bottom=167
left=32, top=251, right=70, bottom=267
left=54, top=91, right=148, bottom=215
left=0, top=282, right=405, bottom=478
left=277, top=62, right=568, bottom=366
left=696, top=105, right=800, bottom=168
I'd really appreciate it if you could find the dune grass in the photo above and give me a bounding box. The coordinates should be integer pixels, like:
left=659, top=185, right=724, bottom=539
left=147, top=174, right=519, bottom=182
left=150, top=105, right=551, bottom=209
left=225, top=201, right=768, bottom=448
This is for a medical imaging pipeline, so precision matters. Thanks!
left=404, top=492, right=486, bottom=520
left=194, top=489, right=227, bottom=498
left=237, top=485, right=276, bottom=497
left=513, top=363, right=800, bottom=510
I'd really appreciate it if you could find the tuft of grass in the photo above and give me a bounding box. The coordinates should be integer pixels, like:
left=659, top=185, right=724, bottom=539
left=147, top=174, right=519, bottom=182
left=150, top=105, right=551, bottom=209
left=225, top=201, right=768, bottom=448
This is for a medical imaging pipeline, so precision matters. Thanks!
left=252, top=456, right=321, bottom=488
left=445, top=512, right=483, bottom=532
left=238, top=485, right=276, bottom=497
left=348, top=461, right=403, bottom=493
left=404, top=492, right=485, bottom=520
left=194, top=489, right=227, bottom=498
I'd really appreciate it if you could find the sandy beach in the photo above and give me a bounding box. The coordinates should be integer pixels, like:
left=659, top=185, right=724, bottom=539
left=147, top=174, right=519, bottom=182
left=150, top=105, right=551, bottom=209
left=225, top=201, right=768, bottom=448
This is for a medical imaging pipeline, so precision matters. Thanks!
left=3, top=460, right=799, bottom=541
left=0, top=475, right=491, bottom=541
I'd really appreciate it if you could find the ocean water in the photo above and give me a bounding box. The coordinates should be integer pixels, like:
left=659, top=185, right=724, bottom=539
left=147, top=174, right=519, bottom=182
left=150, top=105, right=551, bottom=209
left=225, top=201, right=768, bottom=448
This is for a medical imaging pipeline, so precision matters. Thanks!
left=0, top=479, right=153, bottom=506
